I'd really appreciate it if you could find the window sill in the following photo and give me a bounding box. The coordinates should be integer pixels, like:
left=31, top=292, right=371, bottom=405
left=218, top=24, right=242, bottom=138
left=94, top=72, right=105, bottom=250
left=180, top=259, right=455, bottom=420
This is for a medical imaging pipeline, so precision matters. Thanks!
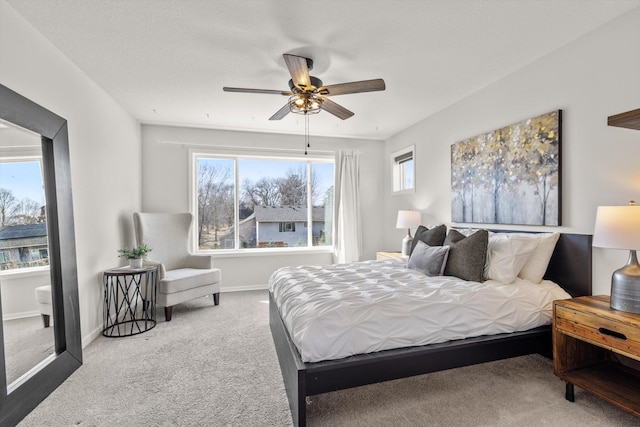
left=392, top=188, right=415, bottom=195
left=198, top=246, right=334, bottom=259
left=0, top=266, right=50, bottom=278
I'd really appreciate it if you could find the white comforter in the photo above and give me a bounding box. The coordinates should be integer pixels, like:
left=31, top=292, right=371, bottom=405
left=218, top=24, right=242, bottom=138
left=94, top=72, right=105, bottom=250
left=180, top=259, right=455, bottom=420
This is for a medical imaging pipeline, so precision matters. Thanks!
left=268, top=258, right=571, bottom=363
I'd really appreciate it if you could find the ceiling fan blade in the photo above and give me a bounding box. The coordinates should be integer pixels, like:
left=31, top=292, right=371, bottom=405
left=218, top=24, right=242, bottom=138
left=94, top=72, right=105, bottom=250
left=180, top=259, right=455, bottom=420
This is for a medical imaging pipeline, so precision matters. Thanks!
left=269, top=103, right=291, bottom=120
left=320, top=79, right=386, bottom=96
left=321, top=98, right=354, bottom=120
left=223, top=87, right=292, bottom=96
left=283, top=54, right=311, bottom=90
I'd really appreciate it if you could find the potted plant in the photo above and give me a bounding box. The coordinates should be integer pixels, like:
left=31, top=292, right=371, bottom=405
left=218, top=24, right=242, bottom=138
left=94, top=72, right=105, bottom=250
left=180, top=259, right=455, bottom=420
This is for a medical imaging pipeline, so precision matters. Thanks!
left=118, top=244, right=152, bottom=268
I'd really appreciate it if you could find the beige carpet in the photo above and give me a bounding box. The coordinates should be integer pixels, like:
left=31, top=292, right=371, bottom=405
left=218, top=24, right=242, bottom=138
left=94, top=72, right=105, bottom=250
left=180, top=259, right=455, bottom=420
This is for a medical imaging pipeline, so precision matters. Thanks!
left=18, top=290, right=640, bottom=426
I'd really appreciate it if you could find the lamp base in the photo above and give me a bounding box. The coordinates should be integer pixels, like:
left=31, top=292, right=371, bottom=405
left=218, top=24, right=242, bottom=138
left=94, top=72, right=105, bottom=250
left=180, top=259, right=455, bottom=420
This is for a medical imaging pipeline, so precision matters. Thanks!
left=401, top=233, right=413, bottom=257
left=611, top=250, right=640, bottom=314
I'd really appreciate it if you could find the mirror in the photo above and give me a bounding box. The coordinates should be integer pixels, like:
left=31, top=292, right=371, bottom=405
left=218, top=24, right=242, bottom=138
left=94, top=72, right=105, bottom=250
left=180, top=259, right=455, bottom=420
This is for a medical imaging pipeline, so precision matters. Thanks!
left=0, top=119, right=55, bottom=386
left=0, top=84, right=81, bottom=425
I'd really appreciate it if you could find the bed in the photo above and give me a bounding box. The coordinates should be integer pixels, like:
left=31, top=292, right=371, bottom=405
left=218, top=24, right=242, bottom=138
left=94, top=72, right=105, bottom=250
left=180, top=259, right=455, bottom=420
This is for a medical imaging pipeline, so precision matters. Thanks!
left=269, top=231, right=592, bottom=426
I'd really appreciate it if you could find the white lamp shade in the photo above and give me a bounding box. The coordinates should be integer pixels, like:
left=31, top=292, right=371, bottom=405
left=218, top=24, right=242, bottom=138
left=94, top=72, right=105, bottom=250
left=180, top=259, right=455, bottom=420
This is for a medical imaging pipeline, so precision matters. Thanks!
left=396, top=210, right=421, bottom=229
left=593, top=205, right=640, bottom=250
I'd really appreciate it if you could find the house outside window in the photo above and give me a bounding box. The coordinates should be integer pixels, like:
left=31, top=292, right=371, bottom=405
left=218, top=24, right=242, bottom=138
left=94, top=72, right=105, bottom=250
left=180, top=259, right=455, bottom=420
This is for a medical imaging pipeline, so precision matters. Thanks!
left=192, top=151, right=334, bottom=252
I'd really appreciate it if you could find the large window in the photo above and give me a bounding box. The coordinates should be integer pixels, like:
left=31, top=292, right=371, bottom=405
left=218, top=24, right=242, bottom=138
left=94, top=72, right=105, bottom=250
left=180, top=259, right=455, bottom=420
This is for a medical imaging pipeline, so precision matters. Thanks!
left=193, top=152, right=334, bottom=251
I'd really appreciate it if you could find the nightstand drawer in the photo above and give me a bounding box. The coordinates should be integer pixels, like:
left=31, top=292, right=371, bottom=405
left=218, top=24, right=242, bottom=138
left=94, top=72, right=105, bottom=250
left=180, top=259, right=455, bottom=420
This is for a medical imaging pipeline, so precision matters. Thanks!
left=555, top=303, right=640, bottom=361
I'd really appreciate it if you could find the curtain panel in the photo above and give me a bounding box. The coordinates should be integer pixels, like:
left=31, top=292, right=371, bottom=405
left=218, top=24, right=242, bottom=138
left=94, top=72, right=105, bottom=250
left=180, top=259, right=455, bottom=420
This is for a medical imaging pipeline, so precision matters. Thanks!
left=333, top=150, right=362, bottom=263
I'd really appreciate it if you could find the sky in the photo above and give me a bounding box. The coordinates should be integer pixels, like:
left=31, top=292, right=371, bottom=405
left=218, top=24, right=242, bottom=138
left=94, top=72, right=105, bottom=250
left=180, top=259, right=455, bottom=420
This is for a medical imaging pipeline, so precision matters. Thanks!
left=199, top=157, right=334, bottom=205
left=0, top=160, right=46, bottom=205
left=239, top=158, right=334, bottom=187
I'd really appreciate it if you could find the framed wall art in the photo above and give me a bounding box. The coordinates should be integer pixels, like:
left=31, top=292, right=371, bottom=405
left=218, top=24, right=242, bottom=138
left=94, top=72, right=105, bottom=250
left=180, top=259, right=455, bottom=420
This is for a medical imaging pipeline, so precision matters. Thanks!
left=451, top=110, right=561, bottom=226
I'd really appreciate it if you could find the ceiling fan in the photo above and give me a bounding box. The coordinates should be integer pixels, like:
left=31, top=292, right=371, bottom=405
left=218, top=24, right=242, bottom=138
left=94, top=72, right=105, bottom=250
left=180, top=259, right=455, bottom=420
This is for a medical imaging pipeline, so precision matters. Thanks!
left=223, top=54, right=385, bottom=121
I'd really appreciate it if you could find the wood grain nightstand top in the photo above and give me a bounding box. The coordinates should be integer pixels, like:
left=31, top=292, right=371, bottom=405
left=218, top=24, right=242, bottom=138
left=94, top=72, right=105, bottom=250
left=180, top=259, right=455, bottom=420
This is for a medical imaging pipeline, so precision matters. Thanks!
left=376, top=251, right=407, bottom=260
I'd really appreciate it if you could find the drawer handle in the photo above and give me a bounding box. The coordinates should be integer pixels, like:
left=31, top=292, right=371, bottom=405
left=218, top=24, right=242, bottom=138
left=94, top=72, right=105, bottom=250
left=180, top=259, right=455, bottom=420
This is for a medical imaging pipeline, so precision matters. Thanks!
left=598, top=327, right=627, bottom=340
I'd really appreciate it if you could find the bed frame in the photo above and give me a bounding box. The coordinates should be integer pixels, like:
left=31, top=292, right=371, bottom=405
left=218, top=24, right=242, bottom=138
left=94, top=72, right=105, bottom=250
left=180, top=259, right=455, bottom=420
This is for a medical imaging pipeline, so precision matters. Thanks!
left=269, top=233, right=592, bottom=426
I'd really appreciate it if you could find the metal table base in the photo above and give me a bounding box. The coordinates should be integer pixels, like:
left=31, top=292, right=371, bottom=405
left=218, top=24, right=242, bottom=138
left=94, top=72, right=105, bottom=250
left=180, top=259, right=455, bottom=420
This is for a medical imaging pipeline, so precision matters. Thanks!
left=102, top=266, right=158, bottom=337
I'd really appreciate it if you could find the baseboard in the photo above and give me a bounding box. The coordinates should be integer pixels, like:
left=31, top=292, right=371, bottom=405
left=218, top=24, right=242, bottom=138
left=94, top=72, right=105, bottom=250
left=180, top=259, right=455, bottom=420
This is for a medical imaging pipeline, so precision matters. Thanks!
left=2, top=310, right=39, bottom=321
left=82, top=324, right=104, bottom=349
left=221, top=284, right=268, bottom=293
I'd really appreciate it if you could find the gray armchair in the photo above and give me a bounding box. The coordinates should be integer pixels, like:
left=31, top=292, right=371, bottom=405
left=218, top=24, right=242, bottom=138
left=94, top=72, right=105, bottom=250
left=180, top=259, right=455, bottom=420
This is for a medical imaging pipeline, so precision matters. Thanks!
left=133, top=212, right=221, bottom=321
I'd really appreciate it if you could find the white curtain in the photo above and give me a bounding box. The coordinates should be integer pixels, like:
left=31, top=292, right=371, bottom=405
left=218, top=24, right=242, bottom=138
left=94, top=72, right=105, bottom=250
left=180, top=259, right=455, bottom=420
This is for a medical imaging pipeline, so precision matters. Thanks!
left=333, top=150, right=362, bottom=264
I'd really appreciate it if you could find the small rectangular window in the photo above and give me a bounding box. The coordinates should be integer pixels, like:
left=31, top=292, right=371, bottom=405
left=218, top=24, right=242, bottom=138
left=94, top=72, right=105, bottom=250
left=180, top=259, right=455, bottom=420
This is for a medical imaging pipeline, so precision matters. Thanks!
left=279, top=222, right=296, bottom=232
left=391, top=145, right=415, bottom=194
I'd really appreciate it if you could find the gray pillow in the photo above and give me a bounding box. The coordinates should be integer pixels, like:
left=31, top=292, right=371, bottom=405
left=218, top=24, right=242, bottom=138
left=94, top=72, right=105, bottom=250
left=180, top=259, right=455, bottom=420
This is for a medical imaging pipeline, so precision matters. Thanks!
left=410, top=224, right=447, bottom=255
left=407, top=241, right=450, bottom=276
left=443, top=229, right=488, bottom=282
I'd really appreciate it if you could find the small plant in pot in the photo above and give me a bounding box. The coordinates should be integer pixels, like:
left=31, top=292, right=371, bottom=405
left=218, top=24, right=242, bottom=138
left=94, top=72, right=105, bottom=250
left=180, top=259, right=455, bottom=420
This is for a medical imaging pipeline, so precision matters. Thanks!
left=118, top=244, right=152, bottom=268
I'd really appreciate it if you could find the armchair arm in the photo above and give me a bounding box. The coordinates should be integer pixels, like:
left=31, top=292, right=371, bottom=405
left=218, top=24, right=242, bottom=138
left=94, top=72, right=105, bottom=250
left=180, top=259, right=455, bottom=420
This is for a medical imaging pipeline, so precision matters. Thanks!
left=142, top=259, right=166, bottom=279
left=185, top=254, right=214, bottom=269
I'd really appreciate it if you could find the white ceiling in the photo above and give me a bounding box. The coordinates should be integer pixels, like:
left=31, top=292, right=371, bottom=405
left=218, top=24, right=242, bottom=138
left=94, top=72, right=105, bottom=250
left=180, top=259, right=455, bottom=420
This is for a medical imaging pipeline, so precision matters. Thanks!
left=6, top=0, right=640, bottom=140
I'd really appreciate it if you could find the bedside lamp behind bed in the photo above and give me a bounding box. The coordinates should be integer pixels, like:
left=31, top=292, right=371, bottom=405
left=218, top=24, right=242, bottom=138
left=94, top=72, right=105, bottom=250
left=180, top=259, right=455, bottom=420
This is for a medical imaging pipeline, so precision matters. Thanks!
left=396, top=210, right=421, bottom=256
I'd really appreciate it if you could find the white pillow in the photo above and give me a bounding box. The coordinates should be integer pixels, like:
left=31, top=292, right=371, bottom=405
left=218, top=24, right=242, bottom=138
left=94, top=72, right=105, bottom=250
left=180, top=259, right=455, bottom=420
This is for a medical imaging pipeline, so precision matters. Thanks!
left=484, top=234, right=539, bottom=284
left=518, top=232, right=560, bottom=283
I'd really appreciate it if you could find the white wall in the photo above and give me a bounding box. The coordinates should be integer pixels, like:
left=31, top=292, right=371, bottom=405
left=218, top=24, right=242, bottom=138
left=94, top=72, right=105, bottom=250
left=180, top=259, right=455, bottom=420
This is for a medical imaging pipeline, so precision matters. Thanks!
left=141, top=124, right=384, bottom=290
left=1, top=1, right=142, bottom=345
left=383, top=8, right=640, bottom=296
left=0, top=269, right=49, bottom=320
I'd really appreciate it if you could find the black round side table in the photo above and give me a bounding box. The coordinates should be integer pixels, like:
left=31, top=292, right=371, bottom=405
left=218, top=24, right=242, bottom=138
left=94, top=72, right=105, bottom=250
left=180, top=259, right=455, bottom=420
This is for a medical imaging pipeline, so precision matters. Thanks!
left=102, top=265, right=158, bottom=337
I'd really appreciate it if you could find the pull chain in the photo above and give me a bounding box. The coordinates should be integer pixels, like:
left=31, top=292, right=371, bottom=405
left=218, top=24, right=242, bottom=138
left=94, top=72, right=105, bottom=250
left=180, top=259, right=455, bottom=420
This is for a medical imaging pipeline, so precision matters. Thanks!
left=304, top=113, right=310, bottom=155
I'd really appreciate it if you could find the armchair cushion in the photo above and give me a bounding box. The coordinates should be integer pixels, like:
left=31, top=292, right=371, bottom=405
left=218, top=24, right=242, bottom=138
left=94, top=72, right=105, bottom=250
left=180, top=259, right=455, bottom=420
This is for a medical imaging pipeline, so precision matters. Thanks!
left=159, top=268, right=221, bottom=294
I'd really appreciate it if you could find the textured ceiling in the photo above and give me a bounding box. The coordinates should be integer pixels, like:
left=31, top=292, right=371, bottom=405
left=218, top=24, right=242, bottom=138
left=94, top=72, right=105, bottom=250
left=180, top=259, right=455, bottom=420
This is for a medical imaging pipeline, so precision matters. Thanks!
left=6, top=0, right=640, bottom=140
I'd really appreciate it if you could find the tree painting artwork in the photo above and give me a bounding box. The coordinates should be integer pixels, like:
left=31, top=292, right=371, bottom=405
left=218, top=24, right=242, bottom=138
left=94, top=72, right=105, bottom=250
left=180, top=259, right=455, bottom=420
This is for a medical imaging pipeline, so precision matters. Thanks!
left=451, top=110, right=561, bottom=226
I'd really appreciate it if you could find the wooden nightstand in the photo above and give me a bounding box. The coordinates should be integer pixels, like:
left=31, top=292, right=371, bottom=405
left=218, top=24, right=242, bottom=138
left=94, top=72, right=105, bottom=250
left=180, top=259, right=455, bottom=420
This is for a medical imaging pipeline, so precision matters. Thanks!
left=376, top=251, right=407, bottom=260
left=553, top=295, right=640, bottom=416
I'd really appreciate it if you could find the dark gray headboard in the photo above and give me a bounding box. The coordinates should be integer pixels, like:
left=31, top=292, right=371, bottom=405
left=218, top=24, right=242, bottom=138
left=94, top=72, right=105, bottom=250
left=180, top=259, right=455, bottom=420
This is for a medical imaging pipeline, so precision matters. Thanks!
left=453, top=228, right=593, bottom=297
left=544, top=233, right=593, bottom=297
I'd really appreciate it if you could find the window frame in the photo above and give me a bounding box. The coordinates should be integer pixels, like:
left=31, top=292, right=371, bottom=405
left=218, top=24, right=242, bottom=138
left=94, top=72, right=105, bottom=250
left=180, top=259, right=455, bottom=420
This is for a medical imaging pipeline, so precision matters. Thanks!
left=391, top=145, right=415, bottom=195
left=189, top=149, right=335, bottom=254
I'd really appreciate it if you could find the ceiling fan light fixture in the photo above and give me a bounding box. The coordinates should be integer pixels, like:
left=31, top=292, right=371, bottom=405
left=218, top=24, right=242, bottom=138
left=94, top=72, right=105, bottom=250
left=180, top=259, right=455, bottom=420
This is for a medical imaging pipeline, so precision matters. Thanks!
left=288, top=94, right=323, bottom=115
left=224, top=53, right=384, bottom=124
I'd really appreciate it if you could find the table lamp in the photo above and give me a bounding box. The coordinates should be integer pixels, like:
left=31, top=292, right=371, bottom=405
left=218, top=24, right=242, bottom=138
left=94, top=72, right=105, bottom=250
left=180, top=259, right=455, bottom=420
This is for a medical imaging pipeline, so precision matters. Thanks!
left=396, top=210, right=422, bottom=256
left=593, top=202, right=640, bottom=314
